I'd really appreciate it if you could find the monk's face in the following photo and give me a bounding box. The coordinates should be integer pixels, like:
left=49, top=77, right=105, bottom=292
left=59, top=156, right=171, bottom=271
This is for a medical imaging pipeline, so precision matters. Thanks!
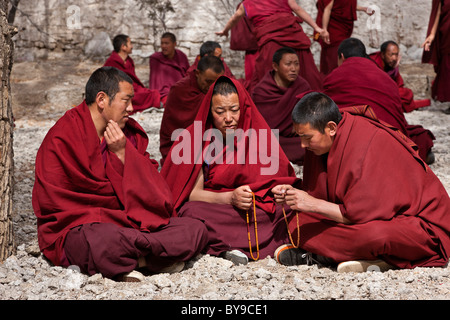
left=161, top=37, right=176, bottom=59
left=102, top=81, right=134, bottom=129
left=196, top=68, right=224, bottom=94
left=381, top=44, right=399, bottom=69
left=294, top=122, right=336, bottom=155
left=211, top=93, right=240, bottom=137
left=273, top=53, right=299, bottom=87
left=122, top=37, right=133, bottom=55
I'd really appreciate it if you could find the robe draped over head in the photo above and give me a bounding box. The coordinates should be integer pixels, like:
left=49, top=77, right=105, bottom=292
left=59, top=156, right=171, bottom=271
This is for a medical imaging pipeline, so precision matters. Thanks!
left=161, top=76, right=299, bottom=213
left=149, top=49, right=190, bottom=99
left=251, top=70, right=311, bottom=164
left=159, top=70, right=206, bottom=164
left=323, top=56, right=434, bottom=161
left=242, top=0, right=323, bottom=91
left=296, top=106, right=450, bottom=268
left=104, top=51, right=161, bottom=112
left=32, top=102, right=175, bottom=266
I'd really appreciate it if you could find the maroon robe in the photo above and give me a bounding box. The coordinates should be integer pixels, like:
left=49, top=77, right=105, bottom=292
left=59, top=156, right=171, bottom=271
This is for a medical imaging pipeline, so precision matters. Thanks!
left=161, top=76, right=300, bottom=259
left=159, top=70, right=205, bottom=164
left=252, top=70, right=311, bottom=165
left=243, top=0, right=323, bottom=91
left=32, top=102, right=177, bottom=266
left=422, top=0, right=450, bottom=102
left=370, top=51, right=430, bottom=112
left=149, top=49, right=190, bottom=101
left=290, top=106, right=450, bottom=269
left=104, top=51, right=161, bottom=112
left=323, top=56, right=435, bottom=161
left=315, top=0, right=357, bottom=74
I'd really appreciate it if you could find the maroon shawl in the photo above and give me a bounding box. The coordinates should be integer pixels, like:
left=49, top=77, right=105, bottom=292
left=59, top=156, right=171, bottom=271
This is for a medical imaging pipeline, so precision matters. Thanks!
left=104, top=51, right=160, bottom=111
left=149, top=49, right=190, bottom=99
left=298, top=106, right=450, bottom=268
left=33, top=102, right=175, bottom=266
left=161, top=76, right=298, bottom=212
left=251, top=70, right=311, bottom=164
left=323, top=57, right=434, bottom=160
left=159, top=70, right=205, bottom=163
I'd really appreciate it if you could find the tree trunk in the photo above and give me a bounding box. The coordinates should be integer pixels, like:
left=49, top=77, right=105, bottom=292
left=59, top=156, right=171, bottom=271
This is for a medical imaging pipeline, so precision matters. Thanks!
left=0, top=0, right=17, bottom=262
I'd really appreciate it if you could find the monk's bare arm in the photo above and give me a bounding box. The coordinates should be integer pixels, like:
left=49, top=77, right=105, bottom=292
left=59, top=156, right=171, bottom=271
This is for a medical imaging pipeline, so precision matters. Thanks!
left=272, top=185, right=351, bottom=224
left=422, top=1, right=441, bottom=51
left=216, top=3, right=245, bottom=37
left=322, top=0, right=334, bottom=32
left=288, top=0, right=329, bottom=44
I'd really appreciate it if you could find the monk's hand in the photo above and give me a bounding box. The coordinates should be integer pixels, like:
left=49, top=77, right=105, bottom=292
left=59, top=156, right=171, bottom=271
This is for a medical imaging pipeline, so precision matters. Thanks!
left=104, top=120, right=126, bottom=164
left=421, top=34, right=435, bottom=52
left=285, top=189, right=317, bottom=213
left=271, top=184, right=294, bottom=204
left=320, top=29, right=330, bottom=45
left=231, top=185, right=253, bottom=211
left=215, top=30, right=229, bottom=37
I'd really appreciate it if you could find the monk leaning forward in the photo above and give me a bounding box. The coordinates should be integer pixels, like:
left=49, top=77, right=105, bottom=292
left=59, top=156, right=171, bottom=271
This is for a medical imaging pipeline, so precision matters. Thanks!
left=32, top=67, right=208, bottom=281
left=272, top=92, right=450, bottom=273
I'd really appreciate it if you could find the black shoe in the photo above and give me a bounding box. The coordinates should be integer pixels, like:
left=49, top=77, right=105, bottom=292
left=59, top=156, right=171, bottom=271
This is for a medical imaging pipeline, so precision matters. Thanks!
left=426, top=151, right=435, bottom=165
left=274, top=244, right=310, bottom=266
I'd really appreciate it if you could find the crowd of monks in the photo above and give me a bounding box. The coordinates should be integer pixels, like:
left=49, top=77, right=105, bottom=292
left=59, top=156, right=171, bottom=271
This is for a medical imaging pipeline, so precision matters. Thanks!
left=32, top=0, right=450, bottom=281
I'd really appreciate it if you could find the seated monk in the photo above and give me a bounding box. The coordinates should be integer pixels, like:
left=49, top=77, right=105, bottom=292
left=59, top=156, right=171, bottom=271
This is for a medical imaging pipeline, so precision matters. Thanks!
left=159, top=55, right=224, bottom=164
left=149, top=32, right=190, bottom=106
left=104, top=34, right=161, bottom=113
left=369, top=40, right=431, bottom=113
left=252, top=47, right=311, bottom=165
left=32, top=67, right=208, bottom=281
left=187, top=41, right=235, bottom=79
left=323, top=38, right=435, bottom=164
left=272, top=92, right=450, bottom=273
left=161, top=76, right=301, bottom=265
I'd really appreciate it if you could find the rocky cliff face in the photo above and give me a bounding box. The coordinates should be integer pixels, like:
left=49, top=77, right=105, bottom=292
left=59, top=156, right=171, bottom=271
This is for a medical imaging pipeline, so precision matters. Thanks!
left=11, top=0, right=433, bottom=76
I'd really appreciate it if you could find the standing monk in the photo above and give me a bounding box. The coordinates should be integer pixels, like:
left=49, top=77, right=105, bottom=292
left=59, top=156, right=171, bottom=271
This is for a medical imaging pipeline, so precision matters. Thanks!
left=159, top=55, right=225, bottom=164
left=149, top=32, right=190, bottom=106
left=216, top=0, right=328, bottom=92
left=32, top=67, right=208, bottom=281
left=315, top=0, right=373, bottom=74
left=370, top=40, right=431, bottom=113
left=272, top=92, right=450, bottom=273
left=422, top=0, right=450, bottom=113
left=252, top=47, right=311, bottom=165
left=323, top=38, right=435, bottom=164
left=104, top=34, right=161, bottom=112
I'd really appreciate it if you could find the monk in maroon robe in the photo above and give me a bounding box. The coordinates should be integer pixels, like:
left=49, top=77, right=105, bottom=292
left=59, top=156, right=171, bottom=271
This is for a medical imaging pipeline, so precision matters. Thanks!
left=187, top=41, right=235, bottom=79
left=422, top=0, right=450, bottom=106
left=149, top=32, right=189, bottom=105
left=252, top=47, right=311, bottom=165
left=217, top=0, right=329, bottom=92
left=370, top=41, right=431, bottom=113
left=273, top=92, right=450, bottom=272
left=323, top=38, right=435, bottom=164
left=32, top=67, right=207, bottom=281
left=104, top=34, right=160, bottom=113
left=161, top=76, right=300, bottom=264
left=159, top=56, right=225, bottom=164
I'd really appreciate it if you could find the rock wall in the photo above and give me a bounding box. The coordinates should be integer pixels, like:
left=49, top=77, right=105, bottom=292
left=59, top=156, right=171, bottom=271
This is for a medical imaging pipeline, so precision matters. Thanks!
left=12, top=0, right=434, bottom=76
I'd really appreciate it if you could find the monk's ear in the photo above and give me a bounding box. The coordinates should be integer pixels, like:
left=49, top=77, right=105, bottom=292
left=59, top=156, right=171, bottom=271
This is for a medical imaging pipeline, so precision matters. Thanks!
left=326, top=121, right=338, bottom=137
left=95, top=91, right=109, bottom=110
left=272, top=62, right=279, bottom=72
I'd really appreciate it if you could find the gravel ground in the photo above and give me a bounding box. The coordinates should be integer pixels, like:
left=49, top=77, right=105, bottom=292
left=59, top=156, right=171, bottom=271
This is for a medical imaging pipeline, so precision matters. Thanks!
left=2, top=58, right=450, bottom=302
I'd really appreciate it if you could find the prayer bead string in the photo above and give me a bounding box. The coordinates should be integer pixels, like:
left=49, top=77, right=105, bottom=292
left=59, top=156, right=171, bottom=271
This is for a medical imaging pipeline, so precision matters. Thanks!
left=246, top=192, right=260, bottom=261
left=282, top=207, right=300, bottom=248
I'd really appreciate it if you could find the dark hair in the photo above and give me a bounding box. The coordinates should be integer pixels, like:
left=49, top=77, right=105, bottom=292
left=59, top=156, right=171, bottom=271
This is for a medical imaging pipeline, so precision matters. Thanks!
left=337, top=37, right=368, bottom=59
left=380, top=40, right=399, bottom=53
left=212, top=76, right=238, bottom=97
left=292, top=92, right=342, bottom=133
left=273, top=47, right=297, bottom=65
left=200, top=41, right=221, bottom=57
left=161, top=32, right=176, bottom=43
left=113, top=34, right=129, bottom=53
left=197, top=55, right=225, bottom=74
left=85, top=67, right=133, bottom=105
